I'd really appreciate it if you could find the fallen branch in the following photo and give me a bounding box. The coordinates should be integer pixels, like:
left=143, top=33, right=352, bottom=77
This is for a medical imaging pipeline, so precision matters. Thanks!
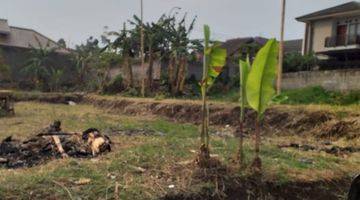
left=51, top=135, right=68, bottom=158
left=52, top=180, right=74, bottom=200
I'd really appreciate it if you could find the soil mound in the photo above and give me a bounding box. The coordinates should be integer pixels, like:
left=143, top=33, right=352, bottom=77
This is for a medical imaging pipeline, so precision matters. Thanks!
left=313, top=119, right=359, bottom=139
left=84, top=96, right=358, bottom=139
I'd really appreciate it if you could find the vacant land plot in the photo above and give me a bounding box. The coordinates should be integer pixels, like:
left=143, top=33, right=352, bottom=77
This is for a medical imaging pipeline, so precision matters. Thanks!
left=0, top=101, right=359, bottom=199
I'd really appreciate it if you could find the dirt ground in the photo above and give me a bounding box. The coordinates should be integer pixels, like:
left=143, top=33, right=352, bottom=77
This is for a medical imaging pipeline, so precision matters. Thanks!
left=0, top=93, right=359, bottom=199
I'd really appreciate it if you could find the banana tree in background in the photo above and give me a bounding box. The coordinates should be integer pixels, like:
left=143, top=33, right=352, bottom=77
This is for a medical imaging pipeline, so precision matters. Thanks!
left=22, top=37, right=55, bottom=90
left=129, top=15, right=171, bottom=91
left=246, top=39, right=278, bottom=172
left=73, top=37, right=102, bottom=89
left=129, top=13, right=197, bottom=95
left=49, top=68, right=64, bottom=92
left=165, top=14, right=197, bottom=95
left=198, top=25, right=227, bottom=166
left=237, top=56, right=250, bottom=168
left=103, top=24, right=135, bottom=88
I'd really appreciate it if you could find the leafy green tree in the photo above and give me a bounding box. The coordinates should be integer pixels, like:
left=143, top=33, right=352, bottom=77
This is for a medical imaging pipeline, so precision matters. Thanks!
left=57, top=38, right=67, bottom=49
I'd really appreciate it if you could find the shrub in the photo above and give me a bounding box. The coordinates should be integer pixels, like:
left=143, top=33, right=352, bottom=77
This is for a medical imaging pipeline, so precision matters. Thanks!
left=283, top=52, right=317, bottom=72
left=102, top=74, right=124, bottom=94
left=282, top=86, right=360, bottom=105
left=123, top=87, right=139, bottom=97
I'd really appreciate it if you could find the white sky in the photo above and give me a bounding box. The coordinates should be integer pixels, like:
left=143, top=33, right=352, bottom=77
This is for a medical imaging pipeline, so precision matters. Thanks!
left=1, top=0, right=355, bottom=47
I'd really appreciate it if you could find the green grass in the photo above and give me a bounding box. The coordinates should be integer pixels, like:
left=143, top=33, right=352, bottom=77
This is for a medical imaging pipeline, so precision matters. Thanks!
left=281, top=86, right=360, bottom=105
left=209, top=86, right=360, bottom=105
left=0, top=102, right=358, bottom=199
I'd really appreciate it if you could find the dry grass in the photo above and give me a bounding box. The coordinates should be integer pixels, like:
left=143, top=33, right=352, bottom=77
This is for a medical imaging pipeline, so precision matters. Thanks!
left=0, top=102, right=359, bottom=199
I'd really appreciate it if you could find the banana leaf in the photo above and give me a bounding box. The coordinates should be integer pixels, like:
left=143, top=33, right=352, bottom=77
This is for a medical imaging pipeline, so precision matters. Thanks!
left=246, top=39, right=279, bottom=117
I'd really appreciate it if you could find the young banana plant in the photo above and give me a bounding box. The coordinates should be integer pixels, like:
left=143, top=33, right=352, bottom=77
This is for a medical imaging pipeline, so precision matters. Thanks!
left=238, top=56, right=250, bottom=168
left=198, top=25, right=227, bottom=166
left=246, top=39, right=279, bottom=172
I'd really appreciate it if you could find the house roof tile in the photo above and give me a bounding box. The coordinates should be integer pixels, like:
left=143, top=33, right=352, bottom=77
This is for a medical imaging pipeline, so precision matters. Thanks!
left=0, top=20, right=69, bottom=53
left=297, top=1, right=360, bottom=22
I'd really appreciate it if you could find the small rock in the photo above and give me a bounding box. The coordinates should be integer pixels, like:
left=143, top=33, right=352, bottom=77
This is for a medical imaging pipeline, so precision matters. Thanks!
left=299, top=158, right=314, bottom=164
left=68, top=101, right=77, bottom=106
left=0, top=157, right=8, bottom=163
left=168, top=184, right=175, bottom=189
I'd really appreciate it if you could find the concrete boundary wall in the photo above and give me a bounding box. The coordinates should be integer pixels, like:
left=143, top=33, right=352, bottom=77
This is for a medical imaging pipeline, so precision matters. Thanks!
left=282, top=69, right=360, bottom=91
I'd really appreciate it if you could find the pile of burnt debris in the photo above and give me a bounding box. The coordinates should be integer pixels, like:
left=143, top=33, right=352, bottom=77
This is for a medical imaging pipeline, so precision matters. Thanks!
left=0, top=121, right=111, bottom=168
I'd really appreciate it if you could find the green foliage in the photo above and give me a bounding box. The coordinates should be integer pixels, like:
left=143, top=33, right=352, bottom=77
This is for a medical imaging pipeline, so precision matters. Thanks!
left=239, top=58, right=250, bottom=113
left=199, top=25, right=227, bottom=152
left=282, top=86, right=360, bottom=105
left=73, top=37, right=121, bottom=92
left=246, top=39, right=279, bottom=116
left=49, top=68, right=64, bottom=92
left=201, top=25, right=227, bottom=92
left=283, top=52, right=317, bottom=72
left=102, top=74, right=124, bottom=94
left=22, top=42, right=55, bottom=90
left=0, top=50, right=10, bottom=82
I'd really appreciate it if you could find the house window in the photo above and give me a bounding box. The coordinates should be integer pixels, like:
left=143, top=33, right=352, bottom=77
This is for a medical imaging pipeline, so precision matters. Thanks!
left=334, top=19, right=360, bottom=45
left=349, top=23, right=357, bottom=35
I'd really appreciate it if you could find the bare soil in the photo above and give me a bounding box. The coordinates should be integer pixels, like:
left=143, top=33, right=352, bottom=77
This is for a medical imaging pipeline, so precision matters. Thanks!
left=83, top=96, right=360, bottom=140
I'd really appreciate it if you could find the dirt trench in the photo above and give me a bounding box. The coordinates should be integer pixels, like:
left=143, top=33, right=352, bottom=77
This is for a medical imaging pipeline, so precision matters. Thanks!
left=12, top=92, right=83, bottom=104
left=83, top=96, right=360, bottom=139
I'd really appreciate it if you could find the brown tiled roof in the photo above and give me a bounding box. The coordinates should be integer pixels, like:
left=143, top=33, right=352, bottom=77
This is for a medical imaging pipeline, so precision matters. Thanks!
left=0, top=19, right=11, bottom=35
left=297, top=1, right=360, bottom=22
left=221, top=37, right=268, bottom=56
left=0, top=20, right=69, bottom=53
